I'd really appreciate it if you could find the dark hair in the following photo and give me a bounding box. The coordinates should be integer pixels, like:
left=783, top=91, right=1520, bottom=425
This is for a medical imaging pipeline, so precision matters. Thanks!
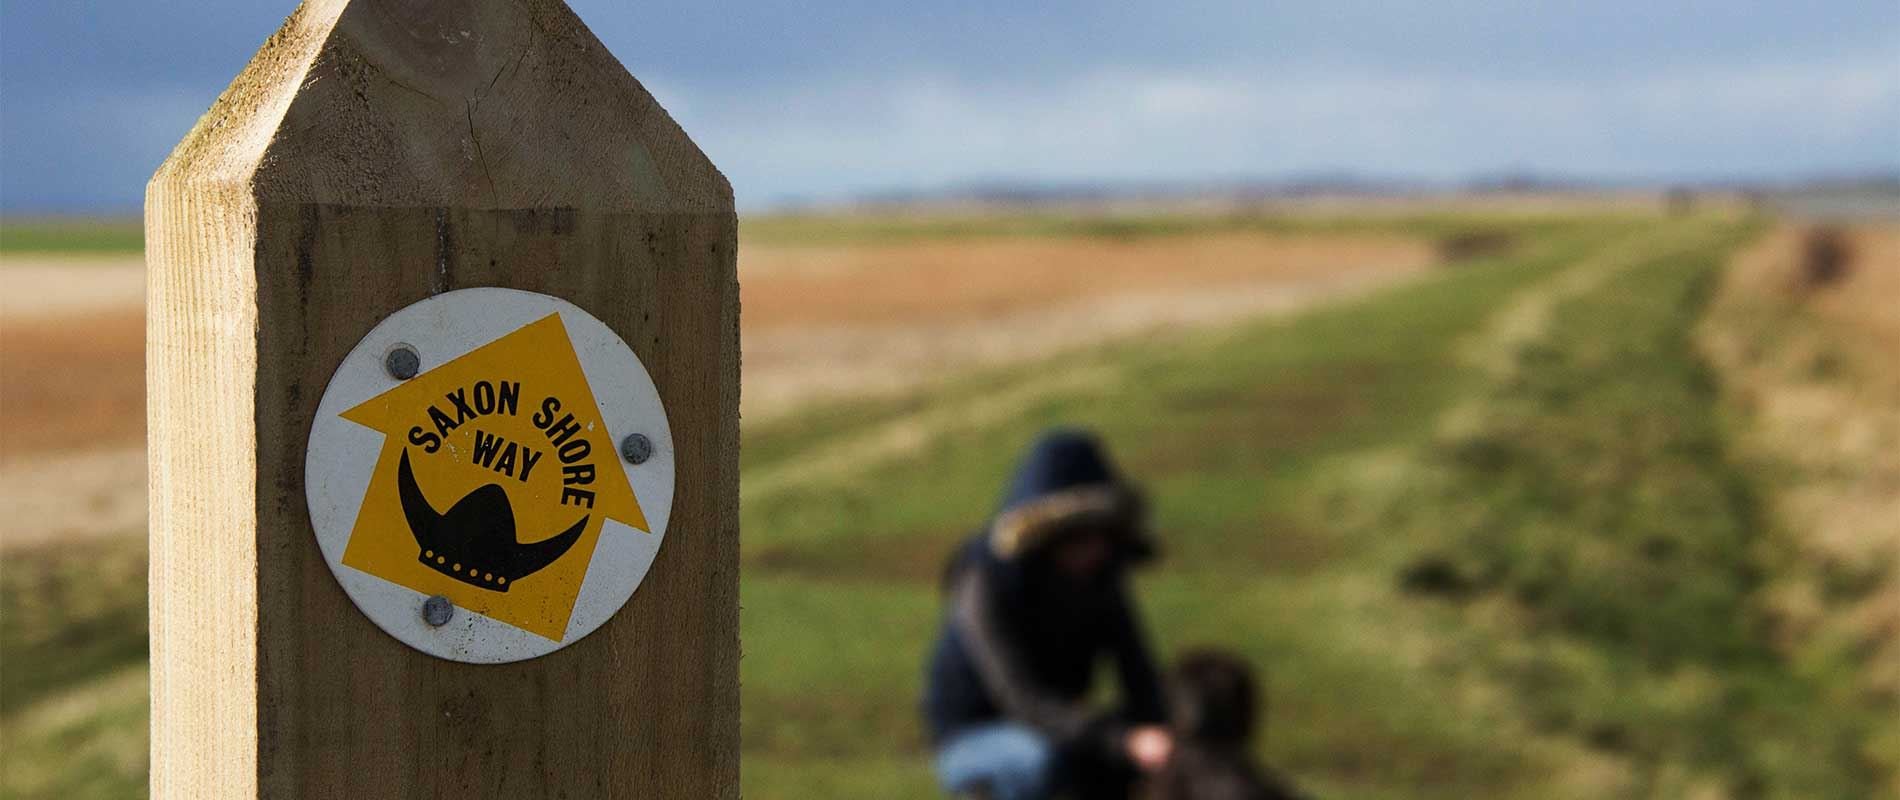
left=1169, top=649, right=1258, bottom=744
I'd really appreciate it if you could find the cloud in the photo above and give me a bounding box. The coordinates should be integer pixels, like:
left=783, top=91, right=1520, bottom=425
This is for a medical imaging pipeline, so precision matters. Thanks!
left=668, top=54, right=1900, bottom=207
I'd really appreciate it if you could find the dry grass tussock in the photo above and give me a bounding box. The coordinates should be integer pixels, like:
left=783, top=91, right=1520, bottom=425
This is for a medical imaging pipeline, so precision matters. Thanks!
left=1702, top=223, right=1900, bottom=710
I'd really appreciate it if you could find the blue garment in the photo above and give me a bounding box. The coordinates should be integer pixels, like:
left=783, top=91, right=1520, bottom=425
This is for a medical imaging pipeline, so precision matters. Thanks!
left=922, top=429, right=1165, bottom=764
left=935, top=723, right=1058, bottom=800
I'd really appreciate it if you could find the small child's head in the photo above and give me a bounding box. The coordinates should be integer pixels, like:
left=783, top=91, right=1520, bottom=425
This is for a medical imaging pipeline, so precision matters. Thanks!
left=1168, top=649, right=1258, bottom=746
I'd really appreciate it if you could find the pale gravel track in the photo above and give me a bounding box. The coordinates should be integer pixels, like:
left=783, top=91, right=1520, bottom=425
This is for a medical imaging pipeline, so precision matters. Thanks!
left=0, top=256, right=145, bottom=322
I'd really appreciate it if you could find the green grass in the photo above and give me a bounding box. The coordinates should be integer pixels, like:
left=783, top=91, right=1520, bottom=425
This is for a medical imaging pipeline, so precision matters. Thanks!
left=734, top=216, right=1640, bottom=798
left=740, top=208, right=1606, bottom=248
left=6, top=210, right=1882, bottom=799
left=0, top=220, right=144, bottom=255
left=1357, top=220, right=1886, bottom=798
left=1, top=538, right=149, bottom=798
left=0, top=209, right=1552, bottom=256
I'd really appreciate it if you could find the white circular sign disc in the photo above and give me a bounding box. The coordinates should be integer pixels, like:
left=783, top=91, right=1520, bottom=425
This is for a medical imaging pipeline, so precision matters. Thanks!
left=305, top=288, right=673, bottom=663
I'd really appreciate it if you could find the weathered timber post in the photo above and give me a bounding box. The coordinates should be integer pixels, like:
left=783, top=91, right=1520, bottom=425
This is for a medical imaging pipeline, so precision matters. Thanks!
left=145, top=0, right=737, bottom=796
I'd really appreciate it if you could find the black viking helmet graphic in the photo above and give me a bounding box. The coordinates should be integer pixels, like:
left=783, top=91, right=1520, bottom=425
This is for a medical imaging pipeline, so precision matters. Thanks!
left=396, top=449, right=586, bottom=592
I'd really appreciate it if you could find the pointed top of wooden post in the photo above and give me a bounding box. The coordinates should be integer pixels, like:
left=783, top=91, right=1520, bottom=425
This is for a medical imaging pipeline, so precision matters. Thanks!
left=154, top=0, right=730, bottom=212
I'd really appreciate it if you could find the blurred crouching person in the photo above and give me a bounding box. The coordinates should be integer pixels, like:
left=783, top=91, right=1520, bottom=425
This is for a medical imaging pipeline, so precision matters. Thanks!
left=925, top=429, right=1171, bottom=799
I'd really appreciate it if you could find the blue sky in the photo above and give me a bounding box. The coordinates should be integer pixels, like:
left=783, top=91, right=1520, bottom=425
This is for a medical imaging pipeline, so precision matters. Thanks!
left=2, top=1, right=1896, bottom=212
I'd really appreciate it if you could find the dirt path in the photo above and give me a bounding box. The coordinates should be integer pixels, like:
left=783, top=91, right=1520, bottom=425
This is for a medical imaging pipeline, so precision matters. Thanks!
left=0, top=447, right=147, bottom=547
left=1439, top=220, right=1725, bottom=440
left=0, top=258, right=145, bottom=321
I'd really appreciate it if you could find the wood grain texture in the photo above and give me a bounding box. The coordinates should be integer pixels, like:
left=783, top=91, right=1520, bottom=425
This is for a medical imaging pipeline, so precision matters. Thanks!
left=147, top=1, right=737, bottom=796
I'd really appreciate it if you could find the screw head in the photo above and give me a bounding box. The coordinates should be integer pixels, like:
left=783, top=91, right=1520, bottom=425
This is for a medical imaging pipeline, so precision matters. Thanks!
left=620, top=433, right=653, bottom=465
left=385, top=346, right=421, bottom=380
left=422, top=595, right=454, bottom=627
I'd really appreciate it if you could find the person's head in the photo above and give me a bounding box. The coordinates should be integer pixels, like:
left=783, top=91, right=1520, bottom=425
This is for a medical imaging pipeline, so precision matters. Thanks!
left=987, top=429, right=1156, bottom=576
left=1168, top=649, right=1258, bottom=746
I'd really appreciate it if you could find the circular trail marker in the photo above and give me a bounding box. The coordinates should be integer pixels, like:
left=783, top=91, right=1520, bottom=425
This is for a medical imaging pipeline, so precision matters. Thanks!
left=306, top=288, right=674, bottom=663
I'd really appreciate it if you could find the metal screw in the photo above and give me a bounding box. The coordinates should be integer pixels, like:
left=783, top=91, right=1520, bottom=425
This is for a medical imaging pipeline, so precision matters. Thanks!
left=422, top=595, right=454, bottom=627
left=385, top=345, right=421, bottom=380
left=620, top=433, right=653, bottom=465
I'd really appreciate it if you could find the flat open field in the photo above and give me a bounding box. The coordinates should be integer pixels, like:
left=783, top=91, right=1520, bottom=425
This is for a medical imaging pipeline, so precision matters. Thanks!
left=742, top=231, right=1431, bottom=417
left=0, top=221, right=1430, bottom=551
left=6, top=207, right=1898, bottom=798
left=0, top=224, right=1428, bottom=452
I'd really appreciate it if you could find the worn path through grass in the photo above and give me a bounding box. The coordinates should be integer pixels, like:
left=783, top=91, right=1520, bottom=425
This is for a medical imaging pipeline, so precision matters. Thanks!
left=736, top=215, right=1778, bottom=798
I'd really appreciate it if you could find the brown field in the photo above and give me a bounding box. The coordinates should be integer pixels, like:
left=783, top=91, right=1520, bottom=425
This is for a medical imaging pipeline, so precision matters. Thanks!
left=0, top=311, right=145, bottom=460
left=741, top=232, right=1432, bottom=416
left=0, top=230, right=1431, bottom=547
left=742, top=233, right=1427, bottom=328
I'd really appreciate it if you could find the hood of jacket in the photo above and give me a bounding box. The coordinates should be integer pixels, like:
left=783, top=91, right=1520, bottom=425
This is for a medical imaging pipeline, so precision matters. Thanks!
left=986, top=428, right=1154, bottom=564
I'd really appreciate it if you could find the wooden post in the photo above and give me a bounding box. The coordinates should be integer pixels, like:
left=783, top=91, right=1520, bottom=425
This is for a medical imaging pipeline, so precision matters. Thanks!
left=145, top=0, right=737, bottom=796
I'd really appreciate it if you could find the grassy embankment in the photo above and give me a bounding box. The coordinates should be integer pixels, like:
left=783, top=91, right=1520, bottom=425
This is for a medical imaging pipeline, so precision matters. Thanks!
left=7, top=210, right=1883, bottom=798
left=1701, top=225, right=1900, bottom=795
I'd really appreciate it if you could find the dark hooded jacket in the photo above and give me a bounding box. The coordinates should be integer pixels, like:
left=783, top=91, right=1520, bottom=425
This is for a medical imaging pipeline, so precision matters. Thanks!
left=922, top=430, right=1166, bottom=759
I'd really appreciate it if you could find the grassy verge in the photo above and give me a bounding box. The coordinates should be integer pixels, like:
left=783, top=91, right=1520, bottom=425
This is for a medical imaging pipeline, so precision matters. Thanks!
left=741, top=209, right=1606, bottom=250
left=1, top=538, right=149, bottom=798
left=1699, top=226, right=1900, bottom=792
left=0, top=220, right=144, bottom=256
left=1356, top=219, right=1884, bottom=797
left=0, top=209, right=1557, bottom=257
